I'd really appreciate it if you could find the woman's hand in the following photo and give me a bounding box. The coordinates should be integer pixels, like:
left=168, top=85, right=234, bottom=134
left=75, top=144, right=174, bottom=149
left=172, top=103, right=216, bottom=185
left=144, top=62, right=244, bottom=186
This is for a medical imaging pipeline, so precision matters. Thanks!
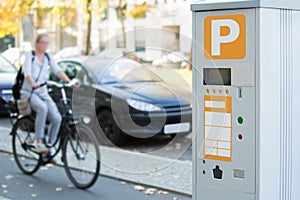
left=31, top=82, right=41, bottom=89
left=70, top=78, right=81, bottom=88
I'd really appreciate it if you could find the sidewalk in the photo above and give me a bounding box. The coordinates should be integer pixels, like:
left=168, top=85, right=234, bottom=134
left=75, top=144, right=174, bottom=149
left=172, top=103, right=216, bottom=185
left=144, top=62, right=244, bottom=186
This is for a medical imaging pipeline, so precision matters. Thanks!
left=0, top=126, right=192, bottom=196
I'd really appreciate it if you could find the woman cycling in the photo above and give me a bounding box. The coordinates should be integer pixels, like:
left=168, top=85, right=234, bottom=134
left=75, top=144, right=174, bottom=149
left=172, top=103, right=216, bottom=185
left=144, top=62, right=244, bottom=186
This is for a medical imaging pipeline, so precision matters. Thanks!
left=21, top=34, right=71, bottom=153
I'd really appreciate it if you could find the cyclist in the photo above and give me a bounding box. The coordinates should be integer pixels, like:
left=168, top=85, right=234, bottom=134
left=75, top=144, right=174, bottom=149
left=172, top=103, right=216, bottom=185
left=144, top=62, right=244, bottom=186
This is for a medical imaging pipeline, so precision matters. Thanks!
left=20, top=34, right=71, bottom=153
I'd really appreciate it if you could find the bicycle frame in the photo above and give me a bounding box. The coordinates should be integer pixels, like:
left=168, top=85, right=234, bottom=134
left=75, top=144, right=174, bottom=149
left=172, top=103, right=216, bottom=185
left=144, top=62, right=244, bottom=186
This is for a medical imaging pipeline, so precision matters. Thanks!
left=40, top=81, right=84, bottom=164
left=9, top=79, right=100, bottom=189
left=9, top=80, right=84, bottom=163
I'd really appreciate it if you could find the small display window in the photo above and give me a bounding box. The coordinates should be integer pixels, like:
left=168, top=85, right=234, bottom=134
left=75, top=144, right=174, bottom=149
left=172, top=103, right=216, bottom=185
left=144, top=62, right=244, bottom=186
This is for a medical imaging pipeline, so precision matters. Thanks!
left=203, top=68, right=231, bottom=86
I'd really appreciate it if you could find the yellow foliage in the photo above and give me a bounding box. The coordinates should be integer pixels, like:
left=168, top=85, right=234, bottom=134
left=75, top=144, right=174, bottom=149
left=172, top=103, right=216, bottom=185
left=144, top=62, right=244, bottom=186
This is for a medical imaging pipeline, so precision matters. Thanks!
left=0, top=0, right=33, bottom=37
left=125, top=2, right=152, bottom=19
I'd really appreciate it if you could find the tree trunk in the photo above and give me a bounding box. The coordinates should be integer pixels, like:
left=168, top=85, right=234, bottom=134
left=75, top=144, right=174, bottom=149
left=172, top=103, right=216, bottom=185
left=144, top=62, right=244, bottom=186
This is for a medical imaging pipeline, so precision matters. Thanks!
left=120, top=17, right=126, bottom=47
left=117, top=0, right=126, bottom=48
left=84, top=0, right=92, bottom=55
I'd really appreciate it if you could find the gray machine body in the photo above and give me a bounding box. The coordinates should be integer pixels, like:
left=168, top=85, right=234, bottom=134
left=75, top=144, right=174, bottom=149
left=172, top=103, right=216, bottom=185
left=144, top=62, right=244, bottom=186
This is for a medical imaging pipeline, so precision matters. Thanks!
left=192, top=1, right=300, bottom=200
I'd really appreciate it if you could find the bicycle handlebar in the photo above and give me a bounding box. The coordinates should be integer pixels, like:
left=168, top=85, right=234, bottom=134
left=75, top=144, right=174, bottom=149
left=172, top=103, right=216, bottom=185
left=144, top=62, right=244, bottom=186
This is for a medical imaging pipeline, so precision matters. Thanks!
left=46, top=78, right=80, bottom=88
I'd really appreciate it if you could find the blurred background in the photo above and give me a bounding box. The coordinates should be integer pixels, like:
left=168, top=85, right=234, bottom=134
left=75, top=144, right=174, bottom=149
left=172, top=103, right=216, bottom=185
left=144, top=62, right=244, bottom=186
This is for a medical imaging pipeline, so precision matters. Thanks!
left=0, top=0, right=192, bottom=69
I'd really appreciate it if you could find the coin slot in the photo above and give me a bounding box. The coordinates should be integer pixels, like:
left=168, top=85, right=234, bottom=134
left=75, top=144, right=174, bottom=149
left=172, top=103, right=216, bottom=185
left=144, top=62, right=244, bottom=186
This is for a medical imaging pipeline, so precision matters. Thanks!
left=238, top=87, right=242, bottom=99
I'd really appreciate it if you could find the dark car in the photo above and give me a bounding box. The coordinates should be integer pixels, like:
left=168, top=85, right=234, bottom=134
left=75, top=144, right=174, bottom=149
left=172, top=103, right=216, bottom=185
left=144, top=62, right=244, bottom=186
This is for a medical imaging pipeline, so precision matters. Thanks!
left=49, top=56, right=192, bottom=145
left=0, top=54, right=17, bottom=114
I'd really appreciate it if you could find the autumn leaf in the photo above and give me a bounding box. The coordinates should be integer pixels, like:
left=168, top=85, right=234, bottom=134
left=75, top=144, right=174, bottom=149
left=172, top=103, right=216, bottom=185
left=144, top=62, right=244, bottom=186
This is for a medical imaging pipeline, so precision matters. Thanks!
left=175, top=143, right=181, bottom=149
left=2, top=153, right=10, bottom=157
left=132, top=149, right=140, bottom=153
left=66, top=184, right=75, bottom=188
left=156, top=173, right=163, bottom=176
left=158, top=190, right=169, bottom=195
left=119, top=181, right=127, bottom=185
left=144, top=188, right=157, bottom=195
left=31, top=194, right=38, bottom=197
left=134, top=185, right=145, bottom=191
left=173, top=175, right=181, bottom=179
left=1, top=185, right=8, bottom=189
left=164, top=146, right=173, bottom=151
left=5, top=175, right=14, bottom=180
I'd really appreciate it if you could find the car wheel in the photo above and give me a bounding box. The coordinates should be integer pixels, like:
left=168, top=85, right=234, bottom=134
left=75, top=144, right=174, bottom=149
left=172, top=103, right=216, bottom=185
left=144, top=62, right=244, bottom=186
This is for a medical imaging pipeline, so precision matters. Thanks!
left=97, top=110, right=125, bottom=146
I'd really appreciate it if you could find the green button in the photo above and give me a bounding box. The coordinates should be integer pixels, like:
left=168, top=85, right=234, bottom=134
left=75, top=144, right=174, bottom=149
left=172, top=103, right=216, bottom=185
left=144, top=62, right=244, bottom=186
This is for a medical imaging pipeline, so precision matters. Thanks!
left=237, top=117, right=244, bottom=125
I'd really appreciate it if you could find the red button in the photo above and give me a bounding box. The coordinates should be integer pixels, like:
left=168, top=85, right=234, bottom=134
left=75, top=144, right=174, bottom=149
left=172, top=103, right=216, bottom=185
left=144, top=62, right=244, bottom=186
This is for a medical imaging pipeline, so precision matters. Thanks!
left=238, top=134, right=243, bottom=140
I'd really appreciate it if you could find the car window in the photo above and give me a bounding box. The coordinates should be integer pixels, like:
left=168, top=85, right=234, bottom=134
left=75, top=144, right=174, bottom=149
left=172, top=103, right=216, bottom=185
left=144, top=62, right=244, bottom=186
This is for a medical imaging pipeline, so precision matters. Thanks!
left=50, top=62, right=87, bottom=83
left=0, top=56, right=16, bottom=73
left=100, top=59, right=161, bottom=84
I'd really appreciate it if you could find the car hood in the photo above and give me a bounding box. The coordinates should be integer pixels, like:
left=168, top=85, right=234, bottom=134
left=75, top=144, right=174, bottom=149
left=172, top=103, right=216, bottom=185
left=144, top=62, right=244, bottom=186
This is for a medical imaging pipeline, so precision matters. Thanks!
left=101, top=81, right=191, bottom=107
left=0, top=73, right=15, bottom=89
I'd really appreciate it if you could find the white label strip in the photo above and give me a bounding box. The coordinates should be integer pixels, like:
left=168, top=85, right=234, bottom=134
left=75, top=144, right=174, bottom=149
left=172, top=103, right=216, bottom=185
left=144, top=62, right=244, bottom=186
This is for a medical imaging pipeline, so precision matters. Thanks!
left=205, top=126, right=231, bottom=141
left=205, top=112, right=231, bottom=127
left=205, top=101, right=226, bottom=109
left=218, top=149, right=231, bottom=157
left=205, top=148, right=217, bottom=155
left=164, top=122, right=190, bottom=134
left=218, top=141, right=231, bottom=149
left=205, top=140, right=218, bottom=148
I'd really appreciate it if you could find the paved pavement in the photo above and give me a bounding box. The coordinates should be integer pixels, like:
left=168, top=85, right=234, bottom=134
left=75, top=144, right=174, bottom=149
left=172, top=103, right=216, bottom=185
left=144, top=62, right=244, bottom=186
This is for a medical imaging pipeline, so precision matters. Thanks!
left=0, top=126, right=192, bottom=198
left=0, top=151, right=191, bottom=200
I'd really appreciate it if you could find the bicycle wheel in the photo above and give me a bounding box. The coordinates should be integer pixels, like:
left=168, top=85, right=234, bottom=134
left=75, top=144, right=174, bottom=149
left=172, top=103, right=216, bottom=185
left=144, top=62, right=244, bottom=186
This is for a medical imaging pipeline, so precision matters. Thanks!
left=12, top=117, right=40, bottom=175
left=62, top=123, right=100, bottom=189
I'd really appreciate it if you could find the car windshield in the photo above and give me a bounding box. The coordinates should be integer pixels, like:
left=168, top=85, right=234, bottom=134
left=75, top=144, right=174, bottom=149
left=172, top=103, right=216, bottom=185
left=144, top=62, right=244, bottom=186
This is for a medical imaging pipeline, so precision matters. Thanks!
left=99, top=59, right=161, bottom=84
left=0, top=56, right=16, bottom=73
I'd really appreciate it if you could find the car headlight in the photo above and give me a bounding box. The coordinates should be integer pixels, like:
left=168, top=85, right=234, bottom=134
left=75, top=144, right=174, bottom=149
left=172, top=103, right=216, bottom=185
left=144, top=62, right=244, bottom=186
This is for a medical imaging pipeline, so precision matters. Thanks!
left=127, top=99, right=162, bottom=112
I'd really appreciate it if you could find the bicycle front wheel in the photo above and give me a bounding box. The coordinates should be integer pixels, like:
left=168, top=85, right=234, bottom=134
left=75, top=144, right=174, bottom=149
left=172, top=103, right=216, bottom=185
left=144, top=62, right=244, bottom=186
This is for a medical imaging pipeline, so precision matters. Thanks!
left=12, top=117, right=40, bottom=175
left=62, top=124, right=100, bottom=189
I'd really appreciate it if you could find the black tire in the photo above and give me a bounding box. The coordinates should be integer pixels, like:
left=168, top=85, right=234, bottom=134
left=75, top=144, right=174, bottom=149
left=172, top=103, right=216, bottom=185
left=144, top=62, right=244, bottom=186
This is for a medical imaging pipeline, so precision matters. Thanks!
left=97, top=110, right=125, bottom=146
left=62, top=124, right=100, bottom=189
left=12, top=117, right=40, bottom=175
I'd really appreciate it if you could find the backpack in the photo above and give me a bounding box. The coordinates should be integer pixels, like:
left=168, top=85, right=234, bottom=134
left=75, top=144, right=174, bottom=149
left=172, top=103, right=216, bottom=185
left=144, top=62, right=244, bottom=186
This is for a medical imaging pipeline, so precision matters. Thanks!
left=12, top=51, right=50, bottom=100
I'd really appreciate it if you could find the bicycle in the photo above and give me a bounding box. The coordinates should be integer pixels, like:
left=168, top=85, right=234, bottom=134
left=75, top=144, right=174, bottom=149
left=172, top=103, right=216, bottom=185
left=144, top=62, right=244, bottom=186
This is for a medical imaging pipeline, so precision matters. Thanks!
left=7, top=79, right=100, bottom=189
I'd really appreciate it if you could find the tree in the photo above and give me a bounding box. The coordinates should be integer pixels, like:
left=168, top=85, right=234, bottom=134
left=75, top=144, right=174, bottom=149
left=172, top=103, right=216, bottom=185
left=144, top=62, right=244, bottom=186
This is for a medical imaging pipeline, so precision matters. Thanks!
left=125, top=2, right=151, bottom=19
left=81, top=0, right=107, bottom=55
left=115, top=1, right=152, bottom=49
left=0, top=0, right=34, bottom=38
left=32, top=0, right=77, bottom=50
left=115, top=0, right=127, bottom=48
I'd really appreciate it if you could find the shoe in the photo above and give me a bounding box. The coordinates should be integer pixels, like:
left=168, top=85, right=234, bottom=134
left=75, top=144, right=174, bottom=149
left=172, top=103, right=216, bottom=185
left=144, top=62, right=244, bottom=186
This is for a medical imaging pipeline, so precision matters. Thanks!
left=33, top=143, right=49, bottom=153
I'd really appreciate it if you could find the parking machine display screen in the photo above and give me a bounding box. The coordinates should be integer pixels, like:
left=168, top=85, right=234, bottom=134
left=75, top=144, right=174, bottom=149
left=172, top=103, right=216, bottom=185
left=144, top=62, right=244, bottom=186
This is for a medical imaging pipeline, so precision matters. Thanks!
left=203, top=68, right=231, bottom=86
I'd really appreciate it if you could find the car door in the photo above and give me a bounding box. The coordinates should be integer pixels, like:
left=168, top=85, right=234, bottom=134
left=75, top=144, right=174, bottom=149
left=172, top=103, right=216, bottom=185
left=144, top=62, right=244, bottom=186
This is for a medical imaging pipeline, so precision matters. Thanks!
left=49, top=61, right=95, bottom=116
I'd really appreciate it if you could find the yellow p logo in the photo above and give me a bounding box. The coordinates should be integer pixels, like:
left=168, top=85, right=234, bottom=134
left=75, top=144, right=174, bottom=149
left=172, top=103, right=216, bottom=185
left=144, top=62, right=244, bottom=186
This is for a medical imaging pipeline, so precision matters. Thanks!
left=204, top=14, right=246, bottom=59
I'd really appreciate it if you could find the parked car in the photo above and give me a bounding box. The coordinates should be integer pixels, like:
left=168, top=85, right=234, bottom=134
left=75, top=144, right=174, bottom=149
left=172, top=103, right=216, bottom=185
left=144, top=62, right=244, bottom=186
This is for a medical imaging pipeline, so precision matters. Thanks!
left=2, top=47, right=26, bottom=67
left=49, top=56, right=192, bottom=145
left=0, top=54, right=18, bottom=114
left=152, top=51, right=188, bottom=68
left=53, top=46, right=82, bottom=60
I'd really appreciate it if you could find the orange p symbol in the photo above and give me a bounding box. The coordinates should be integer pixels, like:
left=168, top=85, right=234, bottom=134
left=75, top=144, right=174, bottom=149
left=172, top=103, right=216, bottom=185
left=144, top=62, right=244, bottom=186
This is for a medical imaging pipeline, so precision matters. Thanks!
left=204, top=14, right=246, bottom=59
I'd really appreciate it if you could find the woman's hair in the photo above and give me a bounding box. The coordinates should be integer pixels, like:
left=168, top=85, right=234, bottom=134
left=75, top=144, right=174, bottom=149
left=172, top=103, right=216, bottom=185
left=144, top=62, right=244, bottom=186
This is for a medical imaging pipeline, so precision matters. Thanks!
left=35, top=34, right=48, bottom=44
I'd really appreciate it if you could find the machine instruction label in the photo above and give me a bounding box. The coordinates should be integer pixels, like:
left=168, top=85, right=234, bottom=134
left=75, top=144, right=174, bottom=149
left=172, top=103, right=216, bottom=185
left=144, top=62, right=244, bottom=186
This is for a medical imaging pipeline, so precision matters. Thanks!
left=204, top=95, right=232, bottom=162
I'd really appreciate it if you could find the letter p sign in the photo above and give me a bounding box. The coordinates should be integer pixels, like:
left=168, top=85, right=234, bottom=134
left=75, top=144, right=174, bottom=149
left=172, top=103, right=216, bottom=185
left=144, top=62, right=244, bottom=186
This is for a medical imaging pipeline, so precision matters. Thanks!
left=204, top=14, right=246, bottom=59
